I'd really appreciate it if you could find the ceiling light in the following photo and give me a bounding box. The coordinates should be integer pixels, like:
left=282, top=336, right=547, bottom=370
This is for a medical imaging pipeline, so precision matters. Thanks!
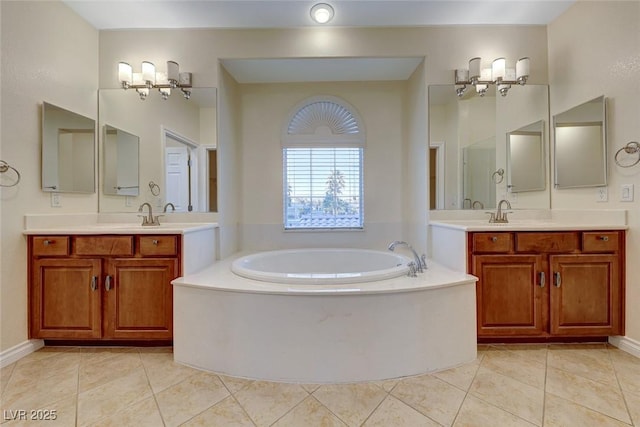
left=118, top=60, right=192, bottom=101
left=454, top=56, right=530, bottom=97
left=311, top=3, right=334, bottom=24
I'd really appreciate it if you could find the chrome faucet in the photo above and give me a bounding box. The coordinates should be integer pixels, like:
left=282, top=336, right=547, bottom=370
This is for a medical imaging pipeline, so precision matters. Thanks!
left=138, top=202, right=161, bottom=226
left=163, top=202, right=176, bottom=213
left=487, top=199, right=512, bottom=223
left=388, top=240, right=427, bottom=273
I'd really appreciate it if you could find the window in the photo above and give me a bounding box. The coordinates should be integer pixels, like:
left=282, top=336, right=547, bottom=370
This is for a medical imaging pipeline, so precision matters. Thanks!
left=283, top=97, right=365, bottom=230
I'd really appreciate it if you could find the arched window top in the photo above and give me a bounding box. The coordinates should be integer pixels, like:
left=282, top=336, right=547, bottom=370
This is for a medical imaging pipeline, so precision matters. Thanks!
left=283, top=96, right=365, bottom=146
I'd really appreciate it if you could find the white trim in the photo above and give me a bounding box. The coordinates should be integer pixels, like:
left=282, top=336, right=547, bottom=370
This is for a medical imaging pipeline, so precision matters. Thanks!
left=162, top=126, right=200, bottom=212
left=0, top=339, right=44, bottom=368
left=609, top=336, right=640, bottom=359
left=430, top=141, right=445, bottom=210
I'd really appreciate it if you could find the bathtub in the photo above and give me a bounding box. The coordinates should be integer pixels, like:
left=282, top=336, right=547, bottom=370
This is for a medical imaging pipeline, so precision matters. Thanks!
left=231, top=248, right=410, bottom=284
left=172, top=248, right=478, bottom=383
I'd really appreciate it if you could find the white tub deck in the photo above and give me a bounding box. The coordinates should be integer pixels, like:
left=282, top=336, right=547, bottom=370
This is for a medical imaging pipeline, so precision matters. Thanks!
left=172, top=253, right=478, bottom=383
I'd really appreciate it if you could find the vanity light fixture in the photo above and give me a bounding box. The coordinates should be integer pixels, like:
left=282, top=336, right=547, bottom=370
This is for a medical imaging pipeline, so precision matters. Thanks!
left=310, top=3, right=334, bottom=24
left=455, top=56, right=530, bottom=97
left=118, top=61, right=192, bottom=101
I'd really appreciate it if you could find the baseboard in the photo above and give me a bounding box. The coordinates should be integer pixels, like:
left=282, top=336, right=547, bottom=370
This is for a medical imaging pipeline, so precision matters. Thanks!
left=0, top=339, right=44, bottom=368
left=609, top=335, right=640, bottom=358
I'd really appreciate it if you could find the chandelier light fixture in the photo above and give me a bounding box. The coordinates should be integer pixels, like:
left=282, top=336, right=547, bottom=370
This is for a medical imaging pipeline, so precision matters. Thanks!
left=454, top=57, right=530, bottom=97
left=310, top=3, right=334, bottom=24
left=118, top=61, right=192, bottom=101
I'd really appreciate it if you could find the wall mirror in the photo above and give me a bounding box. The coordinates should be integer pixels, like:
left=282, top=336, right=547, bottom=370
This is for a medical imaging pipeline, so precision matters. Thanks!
left=507, top=120, right=545, bottom=193
left=98, top=87, right=217, bottom=212
left=462, top=136, right=496, bottom=209
left=42, top=102, right=95, bottom=193
left=553, top=96, right=607, bottom=189
left=103, top=125, right=139, bottom=196
left=429, top=84, right=549, bottom=210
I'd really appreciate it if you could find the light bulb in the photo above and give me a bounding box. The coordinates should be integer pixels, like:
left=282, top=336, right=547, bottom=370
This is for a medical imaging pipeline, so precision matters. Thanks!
left=311, top=3, right=334, bottom=24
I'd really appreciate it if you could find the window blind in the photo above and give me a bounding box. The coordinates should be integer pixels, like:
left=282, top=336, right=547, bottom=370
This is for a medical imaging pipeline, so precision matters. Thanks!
left=284, top=147, right=363, bottom=229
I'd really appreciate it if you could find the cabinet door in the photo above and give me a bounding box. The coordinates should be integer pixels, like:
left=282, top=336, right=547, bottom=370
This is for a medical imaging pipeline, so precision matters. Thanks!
left=472, top=254, right=546, bottom=337
left=104, top=258, right=177, bottom=339
left=549, top=254, right=622, bottom=336
left=31, top=258, right=102, bottom=339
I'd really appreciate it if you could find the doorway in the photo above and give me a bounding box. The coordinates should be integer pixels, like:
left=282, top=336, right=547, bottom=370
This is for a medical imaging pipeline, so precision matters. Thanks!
left=163, top=128, right=198, bottom=212
left=429, top=141, right=445, bottom=210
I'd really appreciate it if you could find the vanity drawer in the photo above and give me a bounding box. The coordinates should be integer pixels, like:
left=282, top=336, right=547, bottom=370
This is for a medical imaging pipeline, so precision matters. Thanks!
left=472, top=233, right=513, bottom=253
left=73, top=236, right=134, bottom=256
left=583, top=232, right=620, bottom=253
left=515, top=232, right=579, bottom=253
left=139, top=236, right=178, bottom=256
left=32, top=236, right=70, bottom=256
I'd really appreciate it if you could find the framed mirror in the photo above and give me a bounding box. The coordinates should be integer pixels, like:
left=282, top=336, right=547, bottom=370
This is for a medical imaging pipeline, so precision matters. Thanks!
left=553, top=96, right=607, bottom=189
left=507, top=120, right=545, bottom=193
left=98, top=87, right=217, bottom=212
left=428, top=84, right=549, bottom=210
left=42, top=102, right=95, bottom=193
left=103, top=125, right=139, bottom=196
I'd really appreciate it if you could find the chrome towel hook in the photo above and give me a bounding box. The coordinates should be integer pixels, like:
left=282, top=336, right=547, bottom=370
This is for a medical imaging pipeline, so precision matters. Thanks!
left=0, top=160, right=21, bottom=187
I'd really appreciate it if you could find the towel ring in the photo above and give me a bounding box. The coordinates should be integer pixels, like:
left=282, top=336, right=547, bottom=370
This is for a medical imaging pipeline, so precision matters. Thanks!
left=148, top=180, right=161, bottom=196
left=0, top=160, right=21, bottom=187
left=491, top=168, right=505, bottom=184
left=614, top=141, right=640, bottom=168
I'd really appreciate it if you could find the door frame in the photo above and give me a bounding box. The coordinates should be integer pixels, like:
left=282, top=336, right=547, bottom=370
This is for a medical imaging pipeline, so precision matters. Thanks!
left=162, top=126, right=199, bottom=211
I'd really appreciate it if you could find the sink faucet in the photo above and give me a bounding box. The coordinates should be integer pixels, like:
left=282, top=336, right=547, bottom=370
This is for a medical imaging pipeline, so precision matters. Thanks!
left=487, top=199, right=512, bottom=223
left=163, top=202, right=176, bottom=213
left=388, top=240, right=427, bottom=273
left=138, top=202, right=160, bottom=226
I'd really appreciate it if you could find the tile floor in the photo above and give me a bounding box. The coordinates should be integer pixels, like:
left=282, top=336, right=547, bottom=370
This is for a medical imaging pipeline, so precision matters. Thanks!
left=1, top=343, right=639, bottom=426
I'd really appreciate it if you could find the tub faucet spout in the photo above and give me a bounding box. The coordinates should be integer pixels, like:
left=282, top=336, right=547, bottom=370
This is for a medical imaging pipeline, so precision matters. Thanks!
left=388, top=240, right=426, bottom=273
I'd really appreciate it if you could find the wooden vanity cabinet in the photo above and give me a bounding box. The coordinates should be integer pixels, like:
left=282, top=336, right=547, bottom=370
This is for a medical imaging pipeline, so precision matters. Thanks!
left=29, top=234, right=180, bottom=342
left=468, top=230, right=624, bottom=340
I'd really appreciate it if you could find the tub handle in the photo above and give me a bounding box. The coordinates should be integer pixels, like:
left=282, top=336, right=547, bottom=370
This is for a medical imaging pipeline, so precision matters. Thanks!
left=407, top=262, right=417, bottom=277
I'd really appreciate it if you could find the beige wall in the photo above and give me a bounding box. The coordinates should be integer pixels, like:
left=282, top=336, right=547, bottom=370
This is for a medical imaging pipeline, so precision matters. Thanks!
left=0, top=1, right=99, bottom=351
left=548, top=1, right=640, bottom=342
left=238, top=81, right=406, bottom=251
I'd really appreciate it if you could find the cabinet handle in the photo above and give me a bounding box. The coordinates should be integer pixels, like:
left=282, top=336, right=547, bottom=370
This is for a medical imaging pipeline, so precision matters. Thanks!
left=598, top=236, right=609, bottom=241
left=90, top=276, right=98, bottom=291
left=539, top=271, right=545, bottom=288
left=43, top=239, right=54, bottom=246
left=491, top=236, right=498, bottom=243
left=554, top=272, right=562, bottom=287
left=152, top=239, right=159, bottom=245
left=105, top=275, right=112, bottom=291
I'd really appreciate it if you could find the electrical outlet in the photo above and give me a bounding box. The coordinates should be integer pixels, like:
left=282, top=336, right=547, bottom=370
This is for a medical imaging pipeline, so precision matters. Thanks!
left=51, top=192, right=61, bottom=207
left=596, top=187, right=608, bottom=202
left=621, top=184, right=634, bottom=202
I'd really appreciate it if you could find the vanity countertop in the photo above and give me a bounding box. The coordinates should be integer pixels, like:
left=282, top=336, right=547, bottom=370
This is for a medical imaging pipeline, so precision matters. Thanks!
left=23, top=222, right=219, bottom=235
left=429, top=219, right=628, bottom=232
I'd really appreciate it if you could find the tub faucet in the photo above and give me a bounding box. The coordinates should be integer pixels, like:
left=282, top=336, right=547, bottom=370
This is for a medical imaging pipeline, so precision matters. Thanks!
left=388, top=240, right=426, bottom=273
left=163, top=202, right=176, bottom=213
left=487, top=199, right=512, bottom=223
left=138, top=202, right=160, bottom=226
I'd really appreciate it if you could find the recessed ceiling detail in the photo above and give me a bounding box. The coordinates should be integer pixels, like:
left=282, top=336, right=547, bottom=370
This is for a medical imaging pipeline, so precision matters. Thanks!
left=63, top=1, right=575, bottom=30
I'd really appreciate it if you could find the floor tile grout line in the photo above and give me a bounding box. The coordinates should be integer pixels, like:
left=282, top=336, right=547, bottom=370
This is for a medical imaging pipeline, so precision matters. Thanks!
left=606, top=346, right=636, bottom=426
left=263, top=387, right=311, bottom=426
left=450, top=349, right=485, bottom=426
left=138, top=348, right=168, bottom=427
left=542, top=343, right=548, bottom=426
left=356, top=386, right=393, bottom=427
left=215, top=374, right=260, bottom=426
